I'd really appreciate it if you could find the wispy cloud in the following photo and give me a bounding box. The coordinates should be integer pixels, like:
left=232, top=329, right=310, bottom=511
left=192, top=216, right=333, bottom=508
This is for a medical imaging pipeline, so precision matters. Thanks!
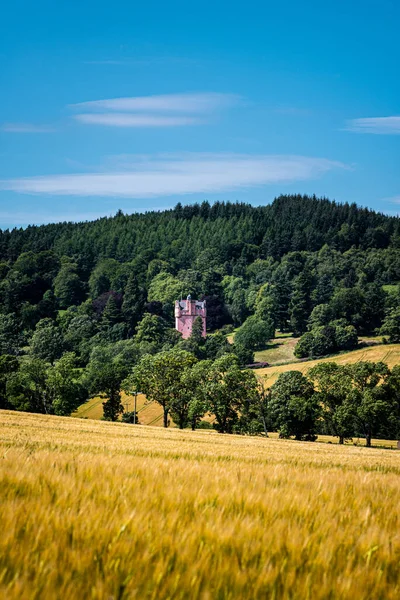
left=0, top=153, right=347, bottom=198
left=69, top=92, right=239, bottom=128
left=70, top=92, right=238, bottom=113
left=1, top=123, right=56, bottom=133
left=345, top=116, right=400, bottom=134
left=73, top=114, right=201, bottom=127
left=383, top=195, right=400, bottom=204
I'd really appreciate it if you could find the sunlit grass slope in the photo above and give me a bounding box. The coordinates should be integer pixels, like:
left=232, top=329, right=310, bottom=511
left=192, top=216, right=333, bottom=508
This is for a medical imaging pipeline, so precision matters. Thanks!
left=254, top=333, right=299, bottom=364
left=1, top=411, right=400, bottom=599
left=257, top=343, right=400, bottom=384
left=72, top=392, right=165, bottom=425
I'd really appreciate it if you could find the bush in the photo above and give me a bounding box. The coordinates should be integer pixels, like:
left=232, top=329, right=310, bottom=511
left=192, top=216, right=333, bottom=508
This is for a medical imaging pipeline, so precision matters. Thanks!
left=294, top=332, right=314, bottom=358
left=380, top=307, right=400, bottom=343
left=121, top=411, right=140, bottom=424
left=232, top=343, right=254, bottom=366
left=294, top=321, right=358, bottom=358
left=196, top=420, right=214, bottom=429
left=235, top=316, right=274, bottom=351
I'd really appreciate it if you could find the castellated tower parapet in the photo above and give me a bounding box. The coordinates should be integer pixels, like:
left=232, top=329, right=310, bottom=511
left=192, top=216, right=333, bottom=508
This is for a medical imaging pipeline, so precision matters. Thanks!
left=175, top=295, right=207, bottom=339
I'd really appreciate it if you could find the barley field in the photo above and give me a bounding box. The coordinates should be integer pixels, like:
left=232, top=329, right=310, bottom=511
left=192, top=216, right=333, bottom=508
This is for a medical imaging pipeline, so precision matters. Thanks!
left=1, top=411, right=399, bottom=599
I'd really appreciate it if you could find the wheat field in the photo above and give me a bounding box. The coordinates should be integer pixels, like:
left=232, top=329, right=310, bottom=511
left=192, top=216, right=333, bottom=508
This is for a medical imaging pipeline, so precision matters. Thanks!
left=1, top=410, right=399, bottom=599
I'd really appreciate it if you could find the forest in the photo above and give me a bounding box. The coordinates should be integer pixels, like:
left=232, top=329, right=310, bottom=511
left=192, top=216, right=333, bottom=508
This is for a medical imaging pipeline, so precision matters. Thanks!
left=1, top=194, right=400, bottom=441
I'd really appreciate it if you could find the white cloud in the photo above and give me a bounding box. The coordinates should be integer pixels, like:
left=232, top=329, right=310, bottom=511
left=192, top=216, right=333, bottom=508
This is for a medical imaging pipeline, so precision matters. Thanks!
left=345, top=116, right=400, bottom=134
left=73, top=113, right=201, bottom=127
left=384, top=195, right=400, bottom=204
left=70, top=92, right=239, bottom=113
left=0, top=153, right=347, bottom=198
left=1, top=123, right=56, bottom=133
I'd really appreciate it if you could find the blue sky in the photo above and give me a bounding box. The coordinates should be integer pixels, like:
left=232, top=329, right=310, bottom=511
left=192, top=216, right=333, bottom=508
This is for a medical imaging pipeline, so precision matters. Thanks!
left=0, top=0, right=399, bottom=229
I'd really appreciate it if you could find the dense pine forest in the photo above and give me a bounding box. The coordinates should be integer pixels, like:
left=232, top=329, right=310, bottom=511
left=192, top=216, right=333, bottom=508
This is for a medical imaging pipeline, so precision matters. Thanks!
left=1, top=194, right=400, bottom=441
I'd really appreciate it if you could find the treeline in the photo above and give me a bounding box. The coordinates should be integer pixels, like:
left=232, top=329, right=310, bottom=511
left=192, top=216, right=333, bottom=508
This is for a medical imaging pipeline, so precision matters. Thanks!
left=2, top=342, right=399, bottom=444
left=1, top=195, right=400, bottom=423
left=0, top=195, right=398, bottom=264
left=129, top=353, right=400, bottom=445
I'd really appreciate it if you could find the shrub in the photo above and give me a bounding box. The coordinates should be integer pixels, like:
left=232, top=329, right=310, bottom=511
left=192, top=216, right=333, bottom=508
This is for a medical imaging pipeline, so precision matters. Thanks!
left=235, top=316, right=274, bottom=351
left=294, top=322, right=358, bottom=358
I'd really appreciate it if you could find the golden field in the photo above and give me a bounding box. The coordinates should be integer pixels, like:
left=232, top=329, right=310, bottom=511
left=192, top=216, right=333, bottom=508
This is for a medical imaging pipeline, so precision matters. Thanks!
left=256, top=343, right=400, bottom=384
left=1, top=410, right=399, bottom=599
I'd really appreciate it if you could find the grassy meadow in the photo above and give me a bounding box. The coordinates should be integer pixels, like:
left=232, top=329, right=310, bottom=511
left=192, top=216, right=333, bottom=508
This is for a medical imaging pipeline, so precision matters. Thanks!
left=1, top=410, right=400, bottom=599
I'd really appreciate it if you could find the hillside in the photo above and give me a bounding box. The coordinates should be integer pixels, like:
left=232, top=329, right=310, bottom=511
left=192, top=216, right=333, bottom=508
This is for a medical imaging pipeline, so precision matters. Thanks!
left=2, top=194, right=400, bottom=426
left=73, top=392, right=166, bottom=426
left=1, top=195, right=398, bottom=262
left=256, top=342, right=400, bottom=384
left=1, top=410, right=399, bottom=599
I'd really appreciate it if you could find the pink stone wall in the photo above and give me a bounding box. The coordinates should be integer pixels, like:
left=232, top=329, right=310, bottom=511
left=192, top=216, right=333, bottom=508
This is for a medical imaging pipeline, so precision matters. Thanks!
left=175, top=298, right=207, bottom=339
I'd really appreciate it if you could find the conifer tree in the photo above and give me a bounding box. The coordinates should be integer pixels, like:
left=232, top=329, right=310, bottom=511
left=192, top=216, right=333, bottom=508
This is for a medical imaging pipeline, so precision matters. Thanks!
left=101, top=294, right=121, bottom=329
left=122, top=274, right=146, bottom=335
left=289, top=269, right=314, bottom=336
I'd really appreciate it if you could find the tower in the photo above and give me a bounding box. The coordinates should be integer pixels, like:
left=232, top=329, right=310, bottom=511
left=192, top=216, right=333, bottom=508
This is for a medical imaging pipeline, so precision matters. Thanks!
left=175, top=295, right=207, bottom=339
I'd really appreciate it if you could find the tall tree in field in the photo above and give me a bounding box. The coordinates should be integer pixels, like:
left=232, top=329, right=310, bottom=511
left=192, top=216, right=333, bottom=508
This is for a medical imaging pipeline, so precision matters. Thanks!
left=6, top=358, right=49, bottom=413
left=45, top=352, right=87, bottom=415
left=85, top=346, right=130, bottom=421
left=0, top=355, right=19, bottom=409
left=235, top=315, right=275, bottom=350
left=347, top=361, right=391, bottom=447
left=270, top=370, right=320, bottom=441
left=181, top=360, right=211, bottom=430
left=201, top=354, right=259, bottom=434
left=131, top=349, right=197, bottom=428
left=308, top=362, right=354, bottom=443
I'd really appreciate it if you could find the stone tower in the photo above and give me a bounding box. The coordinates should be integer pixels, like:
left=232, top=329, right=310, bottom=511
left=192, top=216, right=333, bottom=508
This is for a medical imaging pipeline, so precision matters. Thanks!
left=175, top=295, right=207, bottom=339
